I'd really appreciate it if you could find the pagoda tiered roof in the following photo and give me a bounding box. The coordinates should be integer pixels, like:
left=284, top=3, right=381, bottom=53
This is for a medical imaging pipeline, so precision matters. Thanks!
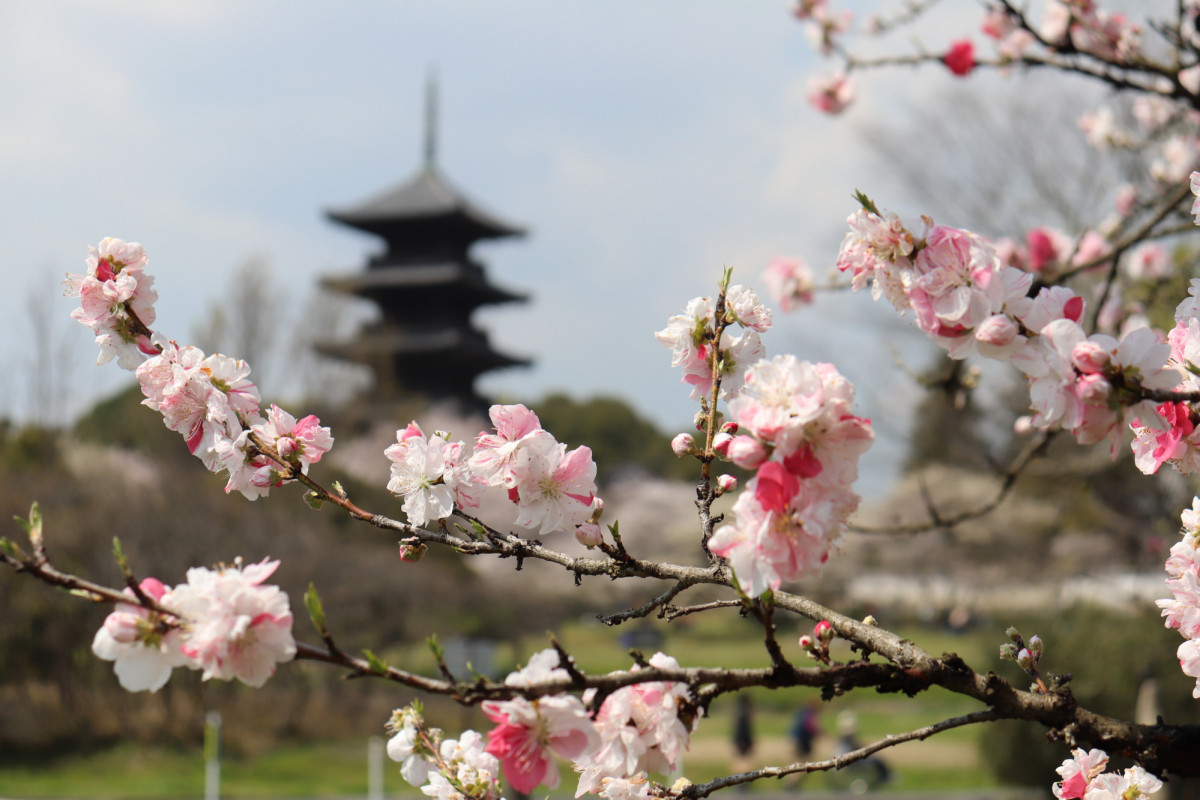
left=326, top=167, right=525, bottom=247
left=318, top=77, right=531, bottom=409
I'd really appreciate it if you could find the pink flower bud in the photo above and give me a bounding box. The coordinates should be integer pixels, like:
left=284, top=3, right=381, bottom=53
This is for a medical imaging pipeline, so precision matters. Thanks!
left=1071, top=340, right=1111, bottom=374
left=575, top=523, right=603, bottom=547
left=103, top=611, right=143, bottom=644
left=1016, top=647, right=1035, bottom=670
left=1076, top=373, right=1111, bottom=403
left=399, top=541, right=428, bottom=562
left=798, top=635, right=814, bottom=650
left=942, top=39, right=976, bottom=76
left=814, top=619, right=834, bottom=643
left=727, top=436, right=767, bottom=469
left=713, top=432, right=733, bottom=456
left=721, top=421, right=739, bottom=435
left=1013, top=415, right=1035, bottom=436
left=975, top=315, right=1018, bottom=347
left=588, top=496, right=605, bottom=524
left=693, top=411, right=707, bottom=431
left=398, top=421, right=424, bottom=442
left=717, top=474, right=738, bottom=492
left=671, top=433, right=695, bottom=458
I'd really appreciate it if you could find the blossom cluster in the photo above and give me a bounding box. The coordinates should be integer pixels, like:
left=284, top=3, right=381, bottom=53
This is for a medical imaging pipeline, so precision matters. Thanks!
left=710, top=355, right=872, bottom=596
left=63, top=238, right=159, bottom=369
left=1052, top=748, right=1162, bottom=800
left=657, top=281, right=872, bottom=596
left=92, top=558, right=295, bottom=692
left=387, top=706, right=504, bottom=800
left=385, top=404, right=601, bottom=538
left=66, top=240, right=334, bottom=500
left=1157, top=499, right=1200, bottom=697
left=654, top=283, right=771, bottom=402
left=837, top=200, right=1178, bottom=456
left=387, top=651, right=695, bottom=799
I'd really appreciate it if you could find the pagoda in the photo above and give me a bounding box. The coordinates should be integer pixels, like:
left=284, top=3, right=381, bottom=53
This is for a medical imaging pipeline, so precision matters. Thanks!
left=320, top=78, right=529, bottom=412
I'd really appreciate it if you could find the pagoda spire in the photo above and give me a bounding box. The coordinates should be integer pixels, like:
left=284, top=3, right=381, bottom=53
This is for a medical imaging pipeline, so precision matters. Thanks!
left=423, top=68, right=438, bottom=170
left=320, top=80, right=530, bottom=412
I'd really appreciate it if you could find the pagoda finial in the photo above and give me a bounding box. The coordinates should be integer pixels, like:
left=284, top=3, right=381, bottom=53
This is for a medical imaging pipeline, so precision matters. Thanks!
left=423, top=68, right=439, bottom=170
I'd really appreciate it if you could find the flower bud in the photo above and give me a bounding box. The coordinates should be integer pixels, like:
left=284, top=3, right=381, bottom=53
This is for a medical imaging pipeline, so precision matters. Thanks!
left=862, top=615, right=877, bottom=626
left=713, top=432, right=733, bottom=456
left=1071, top=340, right=1111, bottom=374
left=798, top=635, right=814, bottom=650
left=588, top=496, right=605, bottom=524
left=975, top=314, right=1019, bottom=347
left=1028, top=635, right=1043, bottom=655
left=999, top=643, right=1017, bottom=660
left=727, top=436, right=768, bottom=469
left=717, top=474, right=738, bottom=493
left=1013, top=415, right=1035, bottom=436
left=104, top=610, right=143, bottom=644
left=1076, top=373, right=1111, bottom=404
left=693, top=411, right=707, bottom=431
left=721, top=421, right=739, bottom=434
left=276, top=437, right=299, bottom=459
left=399, top=541, right=428, bottom=563
left=671, top=433, right=696, bottom=458
left=575, top=522, right=603, bottom=547
left=1016, top=648, right=1035, bottom=670
left=815, top=619, right=834, bottom=643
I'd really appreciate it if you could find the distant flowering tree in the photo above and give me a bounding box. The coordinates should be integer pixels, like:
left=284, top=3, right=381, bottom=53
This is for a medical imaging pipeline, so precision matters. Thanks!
left=10, top=2, right=1200, bottom=799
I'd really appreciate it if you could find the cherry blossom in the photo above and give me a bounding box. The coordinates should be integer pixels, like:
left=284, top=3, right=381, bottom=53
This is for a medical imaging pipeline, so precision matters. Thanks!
left=169, top=558, right=295, bottom=688
left=509, top=439, right=598, bottom=535
left=64, top=237, right=159, bottom=370
left=482, top=650, right=598, bottom=793
left=574, top=653, right=696, bottom=797
left=762, top=257, right=815, bottom=311
left=91, top=577, right=189, bottom=693
left=806, top=71, right=855, bottom=115
left=943, top=39, right=976, bottom=76
left=655, top=286, right=768, bottom=401
left=385, top=424, right=481, bottom=527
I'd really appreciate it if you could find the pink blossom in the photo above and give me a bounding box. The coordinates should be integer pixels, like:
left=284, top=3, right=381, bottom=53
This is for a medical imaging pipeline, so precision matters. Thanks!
left=576, top=522, right=604, bottom=547
left=471, top=404, right=547, bottom=486
left=763, top=257, right=815, bottom=311
left=807, top=71, right=855, bottom=114
left=726, top=435, right=768, bottom=469
left=575, top=653, right=695, bottom=797
left=510, top=440, right=598, bottom=535
left=717, top=474, right=738, bottom=492
left=942, top=39, right=976, bottom=76
left=1125, top=244, right=1168, bottom=281
left=483, top=652, right=598, bottom=793
left=170, top=558, right=295, bottom=688
left=386, top=424, right=481, bottom=527
left=1053, top=748, right=1109, bottom=800
left=91, top=578, right=189, bottom=692
left=64, top=237, right=159, bottom=370
left=670, top=433, right=695, bottom=458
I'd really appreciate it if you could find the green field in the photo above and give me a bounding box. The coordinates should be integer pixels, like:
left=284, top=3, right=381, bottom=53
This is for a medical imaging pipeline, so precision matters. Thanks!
left=0, top=619, right=1017, bottom=798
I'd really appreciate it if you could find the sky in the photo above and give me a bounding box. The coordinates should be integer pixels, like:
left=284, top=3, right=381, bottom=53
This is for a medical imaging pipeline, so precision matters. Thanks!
left=1, top=1, right=1007, bottom=493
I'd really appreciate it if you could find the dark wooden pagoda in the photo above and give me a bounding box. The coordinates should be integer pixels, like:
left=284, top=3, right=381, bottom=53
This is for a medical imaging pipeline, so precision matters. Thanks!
left=320, top=80, right=529, bottom=412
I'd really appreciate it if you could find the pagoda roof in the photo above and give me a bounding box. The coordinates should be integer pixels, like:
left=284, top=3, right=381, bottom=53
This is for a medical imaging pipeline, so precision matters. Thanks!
left=326, top=166, right=525, bottom=243
left=321, top=262, right=527, bottom=305
left=318, top=324, right=531, bottom=369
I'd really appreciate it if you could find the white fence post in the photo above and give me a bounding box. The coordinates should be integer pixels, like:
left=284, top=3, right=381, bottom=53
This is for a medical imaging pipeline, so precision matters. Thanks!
left=204, top=710, right=222, bottom=800
left=368, top=735, right=384, bottom=800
